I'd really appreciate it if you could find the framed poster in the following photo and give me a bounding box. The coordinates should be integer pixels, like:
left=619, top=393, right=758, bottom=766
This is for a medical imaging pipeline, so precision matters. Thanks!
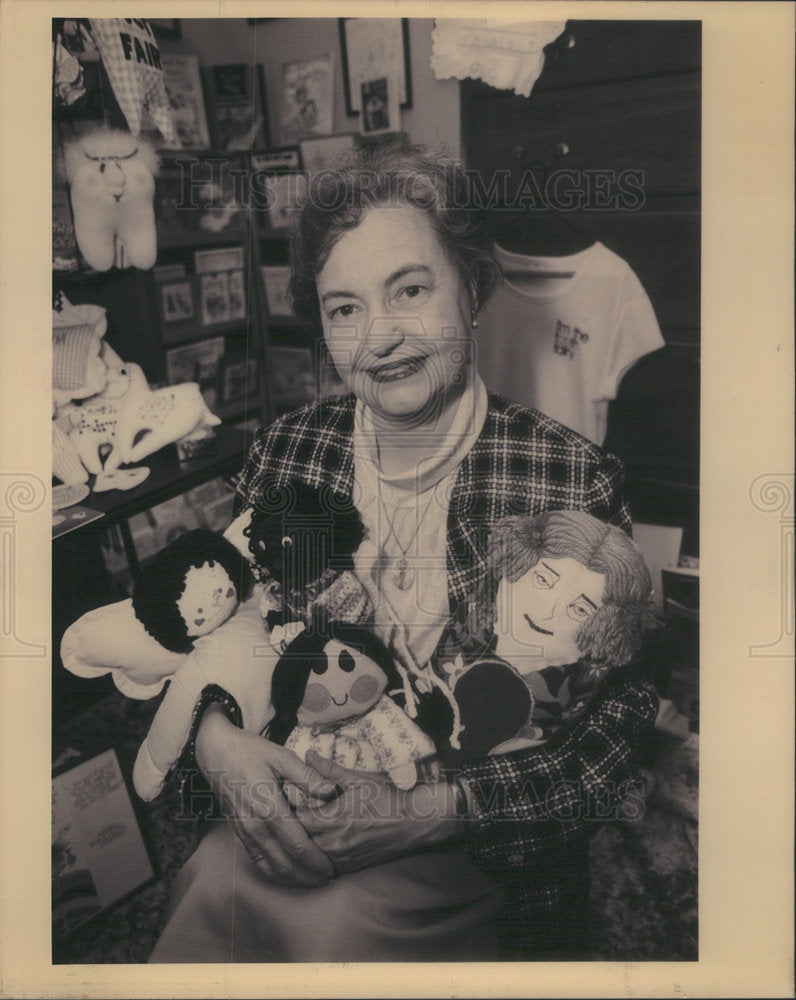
left=52, top=749, right=155, bottom=941
left=339, top=18, right=411, bottom=116
left=203, top=62, right=269, bottom=151
left=277, top=54, right=335, bottom=144
left=165, top=336, right=225, bottom=386
left=160, top=53, right=211, bottom=150
left=158, top=280, right=194, bottom=325
left=263, top=171, right=308, bottom=230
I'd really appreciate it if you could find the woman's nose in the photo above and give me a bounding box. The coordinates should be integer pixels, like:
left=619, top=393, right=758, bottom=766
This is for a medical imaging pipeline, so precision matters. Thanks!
left=364, top=321, right=406, bottom=358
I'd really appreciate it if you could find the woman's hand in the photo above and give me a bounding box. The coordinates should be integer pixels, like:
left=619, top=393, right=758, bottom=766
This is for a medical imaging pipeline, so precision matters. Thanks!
left=195, top=705, right=338, bottom=887
left=295, top=750, right=465, bottom=875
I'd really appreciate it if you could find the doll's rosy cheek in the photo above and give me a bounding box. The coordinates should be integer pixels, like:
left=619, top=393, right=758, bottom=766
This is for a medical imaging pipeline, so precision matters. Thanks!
left=349, top=675, right=380, bottom=704
left=302, top=683, right=331, bottom=714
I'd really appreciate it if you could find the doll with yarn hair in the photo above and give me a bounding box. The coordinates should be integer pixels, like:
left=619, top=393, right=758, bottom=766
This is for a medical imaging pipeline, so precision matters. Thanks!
left=267, top=616, right=439, bottom=791
left=438, top=509, right=658, bottom=755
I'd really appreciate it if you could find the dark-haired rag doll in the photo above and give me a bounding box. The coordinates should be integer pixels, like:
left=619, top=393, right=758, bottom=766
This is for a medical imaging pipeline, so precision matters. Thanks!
left=62, top=486, right=439, bottom=800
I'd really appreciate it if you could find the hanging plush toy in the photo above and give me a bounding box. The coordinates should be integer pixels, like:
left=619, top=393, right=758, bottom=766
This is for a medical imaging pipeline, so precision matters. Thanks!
left=437, top=509, right=658, bottom=757
left=62, top=127, right=160, bottom=271
left=267, top=618, right=439, bottom=791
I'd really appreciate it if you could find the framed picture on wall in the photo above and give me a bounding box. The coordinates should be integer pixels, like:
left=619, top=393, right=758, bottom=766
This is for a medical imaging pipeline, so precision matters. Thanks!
left=358, top=77, right=400, bottom=136
left=339, top=18, right=411, bottom=117
left=203, top=63, right=270, bottom=152
left=277, top=54, right=335, bottom=144
left=158, top=280, right=194, bottom=325
left=160, top=53, right=211, bottom=150
left=165, top=337, right=225, bottom=386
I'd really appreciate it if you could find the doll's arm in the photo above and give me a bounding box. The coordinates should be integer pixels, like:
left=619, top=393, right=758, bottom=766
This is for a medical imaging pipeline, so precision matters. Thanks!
left=133, top=657, right=217, bottom=800
left=134, top=602, right=278, bottom=800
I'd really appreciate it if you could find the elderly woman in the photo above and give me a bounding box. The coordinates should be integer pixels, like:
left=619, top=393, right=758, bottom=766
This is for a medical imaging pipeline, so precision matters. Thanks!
left=150, top=141, right=656, bottom=962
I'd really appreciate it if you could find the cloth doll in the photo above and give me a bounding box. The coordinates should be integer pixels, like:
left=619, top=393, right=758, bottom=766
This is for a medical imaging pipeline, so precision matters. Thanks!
left=266, top=618, right=439, bottom=790
left=62, top=126, right=160, bottom=271
left=437, top=509, right=658, bottom=757
left=61, top=485, right=397, bottom=801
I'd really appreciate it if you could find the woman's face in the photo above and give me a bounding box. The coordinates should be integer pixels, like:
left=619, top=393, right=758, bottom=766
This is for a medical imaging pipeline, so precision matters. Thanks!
left=316, top=204, right=473, bottom=425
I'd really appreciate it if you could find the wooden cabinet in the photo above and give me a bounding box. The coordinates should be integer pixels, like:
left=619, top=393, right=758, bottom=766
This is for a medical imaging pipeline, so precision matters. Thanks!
left=461, top=20, right=701, bottom=548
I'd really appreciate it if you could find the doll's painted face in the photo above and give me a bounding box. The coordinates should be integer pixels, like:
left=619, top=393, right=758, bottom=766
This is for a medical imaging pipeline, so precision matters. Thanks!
left=176, top=562, right=238, bottom=638
left=494, top=557, right=605, bottom=669
left=296, top=640, right=388, bottom=730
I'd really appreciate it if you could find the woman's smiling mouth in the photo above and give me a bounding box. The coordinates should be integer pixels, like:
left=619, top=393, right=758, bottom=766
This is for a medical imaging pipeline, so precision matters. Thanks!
left=366, top=355, right=428, bottom=382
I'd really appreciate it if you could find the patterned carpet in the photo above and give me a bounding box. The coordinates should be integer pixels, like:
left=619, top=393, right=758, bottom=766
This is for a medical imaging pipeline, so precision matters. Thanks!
left=52, top=691, right=697, bottom=964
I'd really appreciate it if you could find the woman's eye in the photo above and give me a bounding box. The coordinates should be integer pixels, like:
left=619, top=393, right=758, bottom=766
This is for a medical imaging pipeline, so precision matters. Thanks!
left=329, top=303, right=357, bottom=320
left=533, top=571, right=553, bottom=589
left=396, top=284, right=425, bottom=302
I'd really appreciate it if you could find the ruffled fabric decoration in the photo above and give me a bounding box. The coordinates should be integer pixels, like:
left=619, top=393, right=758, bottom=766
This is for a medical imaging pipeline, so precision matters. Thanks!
left=431, top=19, right=566, bottom=97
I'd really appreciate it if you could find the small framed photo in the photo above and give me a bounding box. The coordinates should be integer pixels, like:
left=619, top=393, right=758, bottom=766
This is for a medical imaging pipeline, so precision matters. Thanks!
left=219, top=352, right=259, bottom=406
left=159, top=280, right=194, bottom=323
left=299, top=134, right=357, bottom=178
left=261, top=265, right=293, bottom=316
left=339, top=18, right=411, bottom=117
left=277, top=54, right=335, bottom=144
left=269, top=345, right=316, bottom=412
left=204, top=63, right=270, bottom=152
left=200, top=272, right=231, bottom=326
left=358, top=77, right=400, bottom=136
left=52, top=749, right=155, bottom=941
left=165, top=336, right=225, bottom=386
left=193, top=246, right=244, bottom=275
left=161, top=53, right=211, bottom=150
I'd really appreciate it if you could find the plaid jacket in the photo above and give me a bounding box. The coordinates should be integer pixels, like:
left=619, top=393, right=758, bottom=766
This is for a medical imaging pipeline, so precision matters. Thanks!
left=235, top=392, right=656, bottom=954
left=235, top=392, right=631, bottom=606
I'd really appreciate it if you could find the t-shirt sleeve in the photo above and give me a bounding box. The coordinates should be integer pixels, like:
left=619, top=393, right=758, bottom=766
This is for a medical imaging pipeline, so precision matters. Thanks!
left=597, top=272, right=665, bottom=402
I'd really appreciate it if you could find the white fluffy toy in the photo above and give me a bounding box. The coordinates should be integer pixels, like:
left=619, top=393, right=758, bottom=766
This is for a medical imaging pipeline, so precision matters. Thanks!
left=62, top=126, right=159, bottom=271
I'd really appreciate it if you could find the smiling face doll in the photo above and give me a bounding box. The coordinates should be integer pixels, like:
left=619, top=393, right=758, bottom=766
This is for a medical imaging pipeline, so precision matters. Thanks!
left=267, top=620, right=438, bottom=789
left=482, top=510, right=656, bottom=748
left=132, top=528, right=252, bottom=653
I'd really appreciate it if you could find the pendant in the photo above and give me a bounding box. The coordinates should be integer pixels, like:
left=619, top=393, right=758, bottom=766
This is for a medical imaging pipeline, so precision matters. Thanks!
left=393, top=555, right=415, bottom=591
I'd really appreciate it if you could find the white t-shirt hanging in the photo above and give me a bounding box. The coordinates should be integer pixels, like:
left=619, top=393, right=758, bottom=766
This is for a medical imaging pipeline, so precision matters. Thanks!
left=476, top=242, right=665, bottom=445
